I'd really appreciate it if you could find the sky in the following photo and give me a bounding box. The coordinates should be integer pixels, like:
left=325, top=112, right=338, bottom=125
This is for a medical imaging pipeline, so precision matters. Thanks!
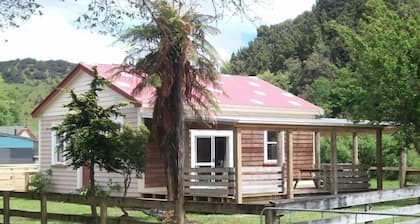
left=0, top=0, right=315, bottom=64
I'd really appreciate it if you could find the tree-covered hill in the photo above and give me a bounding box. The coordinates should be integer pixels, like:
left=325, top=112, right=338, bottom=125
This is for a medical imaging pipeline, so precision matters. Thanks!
left=225, top=0, right=418, bottom=118
left=0, top=58, right=75, bottom=132
left=0, top=58, right=74, bottom=85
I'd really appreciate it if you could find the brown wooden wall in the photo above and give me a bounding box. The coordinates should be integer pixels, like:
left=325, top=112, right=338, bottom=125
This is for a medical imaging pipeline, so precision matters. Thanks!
left=241, top=129, right=314, bottom=177
left=144, top=142, right=166, bottom=188
left=288, top=131, right=314, bottom=177
left=242, top=130, right=265, bottom=166
left=144, top=128, right=315, bottom=187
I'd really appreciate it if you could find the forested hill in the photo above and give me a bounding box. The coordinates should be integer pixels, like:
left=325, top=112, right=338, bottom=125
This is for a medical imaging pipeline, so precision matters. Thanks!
left=0, top=58, right=74, bottom=85
left=0, top=58, right=75, bottom=131
left=225, top=0, right=418, bottom=118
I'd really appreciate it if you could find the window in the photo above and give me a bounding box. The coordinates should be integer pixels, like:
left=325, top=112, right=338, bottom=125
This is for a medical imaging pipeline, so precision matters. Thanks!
left=51, top=130, right=65, bottom=165
left=190, top=130, right=233, bottom=168
left=264, top=131, right=284, bottom=164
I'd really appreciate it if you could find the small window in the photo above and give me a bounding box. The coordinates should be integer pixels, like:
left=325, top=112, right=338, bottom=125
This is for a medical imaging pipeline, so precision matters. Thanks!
left=264, top=131, right=279, bottom=163
left=51, top=130, right=65, bottom=165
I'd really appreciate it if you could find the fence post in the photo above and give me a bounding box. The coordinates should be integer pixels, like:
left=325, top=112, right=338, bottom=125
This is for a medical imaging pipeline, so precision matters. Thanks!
left=40, top=193, right=47, bottom=224
left=265, top=209, right=279, bottom=224
left=100, top=198, right=107, bottom=224
left=364, top=204, right=372, bottom=224
left=3, top=191, right=10, bottom=224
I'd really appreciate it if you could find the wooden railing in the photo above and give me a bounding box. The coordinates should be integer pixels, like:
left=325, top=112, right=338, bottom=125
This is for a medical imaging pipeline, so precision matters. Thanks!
left=184, top=167, right=235, bottom=197
left=0, top=164, right=39, bottom=191
left=0, top=191, right=266, bottom=224
left=242, top=166, right=284, bottom=195
left=322, top=164, right=370, bottom=192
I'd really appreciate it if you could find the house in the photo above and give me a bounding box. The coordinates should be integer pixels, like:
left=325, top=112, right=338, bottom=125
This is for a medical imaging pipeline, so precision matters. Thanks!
left=32, top=63, right=395, bottom=202
left=0, top=126, right=36, bottom=139
left=0, top=126, right=38, bottom=164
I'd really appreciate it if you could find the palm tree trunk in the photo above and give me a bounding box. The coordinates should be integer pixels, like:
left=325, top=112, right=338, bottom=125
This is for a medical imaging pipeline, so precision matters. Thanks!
left=173, top=61, right=185, bottom=224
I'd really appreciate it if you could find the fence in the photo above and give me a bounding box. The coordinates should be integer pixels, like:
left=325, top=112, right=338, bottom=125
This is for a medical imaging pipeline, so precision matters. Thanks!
left=0, top=191, right=265, bottom=224
left=322, top=164, right=370, bottom=192
left=261, top=207, right=420, bottom=224
left=184, top=167, right=235, bottom=197
left=0, top=164, right=39, bottom=191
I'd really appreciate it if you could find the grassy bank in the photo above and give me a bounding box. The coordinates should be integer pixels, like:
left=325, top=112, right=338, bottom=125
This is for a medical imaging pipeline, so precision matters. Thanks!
left=0, top=180, right=418, bottom=223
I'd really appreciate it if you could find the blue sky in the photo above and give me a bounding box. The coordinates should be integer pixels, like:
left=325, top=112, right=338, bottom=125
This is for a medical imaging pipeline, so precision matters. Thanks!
left=0, top=0, right=315, bottom=64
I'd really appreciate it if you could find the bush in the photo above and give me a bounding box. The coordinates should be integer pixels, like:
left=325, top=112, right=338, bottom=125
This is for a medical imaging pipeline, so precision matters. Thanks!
left=76, top=184, right=108, bottom=197
left=28, top=169, right=52, bottom=193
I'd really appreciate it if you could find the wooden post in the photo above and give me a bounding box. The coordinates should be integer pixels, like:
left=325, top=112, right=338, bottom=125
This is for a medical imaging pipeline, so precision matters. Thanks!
left=100, top=199, right=107, bottom=224
left=364, top=204, right=373, bottom=224
left=234, top=127, right=243, bottom=203
left=314, top=131, right=321, bottom=169
left=331, top=129, right=338, bottom=195
left=40, top=193, right=47, bottom=224
left=286, top=130, right=294, bottom=199
left=265, top=209, right=279, bottom=224
left=277, top=131, right=284, bottom=166
left=376, top=129, right=383, bottom=190
left=277, top=131, right=285, bottom=192
left=352, top=132, right=359, bottom=165
left=3, top=191, right=10, bottom=224
left=400, top=147, right=407, bottom=187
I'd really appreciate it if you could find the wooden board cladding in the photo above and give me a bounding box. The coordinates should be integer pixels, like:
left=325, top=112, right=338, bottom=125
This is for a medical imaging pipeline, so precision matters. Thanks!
left=241, top=129, right=264, bottom=167
left=144, top=142, right=166, bottom=188
left=287, top=131, right=314, bottom=177
left=241, top=129, right=314, bottom=178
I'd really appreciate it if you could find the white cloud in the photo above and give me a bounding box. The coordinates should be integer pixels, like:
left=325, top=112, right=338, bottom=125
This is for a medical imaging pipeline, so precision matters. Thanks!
left=0, top=0, right=315, bottom=64
left=0, top=9, right=126, bottom=64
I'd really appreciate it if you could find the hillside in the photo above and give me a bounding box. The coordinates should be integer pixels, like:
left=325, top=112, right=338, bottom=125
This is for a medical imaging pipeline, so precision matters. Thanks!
left=226, top=0, right=418, bottom=118
left=0, top=58, right=75, bottom=134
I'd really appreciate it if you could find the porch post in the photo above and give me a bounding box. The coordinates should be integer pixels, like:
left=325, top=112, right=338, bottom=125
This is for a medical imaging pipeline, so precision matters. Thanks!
left=376, top=129, right=383, bottom=190
left=352, top=132, right=359, bottom=165
left=286, top=129, right=294, bottom=199
left=234, top=127, right=243, bottom=203
left=277, top=131, right=284, bottom=166
left=331, top=129, right=338, bottom=195
left=400, top=147, right=407, bottom=187
left=314, top=131, right=321, bottom=169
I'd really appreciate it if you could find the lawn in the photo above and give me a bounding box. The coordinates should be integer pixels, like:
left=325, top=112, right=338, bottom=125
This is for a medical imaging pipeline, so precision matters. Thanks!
left=0, top=179, right=418, bottom=224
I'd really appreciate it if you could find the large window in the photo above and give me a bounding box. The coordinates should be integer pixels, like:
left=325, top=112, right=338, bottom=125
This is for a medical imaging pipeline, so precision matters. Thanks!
left=51, top=130, right=65, bottom=165
left=190, top=130, right=233, bottom=168
left=264, top=131, right=284, bottom=164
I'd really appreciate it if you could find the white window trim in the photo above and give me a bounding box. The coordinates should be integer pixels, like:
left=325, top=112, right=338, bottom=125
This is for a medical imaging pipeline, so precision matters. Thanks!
left=51, top=127, right=65, bottom=165
left=190, top=130, right=233, bottom=168
left=264, top=130, right=285, bottom=164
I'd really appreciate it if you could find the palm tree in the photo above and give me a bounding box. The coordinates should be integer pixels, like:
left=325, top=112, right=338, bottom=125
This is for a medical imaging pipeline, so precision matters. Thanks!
left=119, top=1, right=220, bottom=222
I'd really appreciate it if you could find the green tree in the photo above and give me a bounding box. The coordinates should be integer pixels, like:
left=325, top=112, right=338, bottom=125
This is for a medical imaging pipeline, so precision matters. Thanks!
left=117, top=124, right=149, bottom=216
left=257, top=70, right=291, bottom=91
left=0, top=76, right=21, bottom=125
left=333, top=0, right=420, bottom=150
left=0, top=0, right=41, bottom=31
left=51, top=70, right=125, bottom=217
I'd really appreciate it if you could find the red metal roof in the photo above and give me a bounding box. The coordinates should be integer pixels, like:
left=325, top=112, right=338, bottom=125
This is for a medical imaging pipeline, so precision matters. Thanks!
left=32, top=63, right=322, bottom=117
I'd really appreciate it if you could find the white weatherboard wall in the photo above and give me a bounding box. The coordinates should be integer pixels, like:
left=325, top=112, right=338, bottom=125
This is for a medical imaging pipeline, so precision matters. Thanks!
left=39, top=71, right=142, bottom=196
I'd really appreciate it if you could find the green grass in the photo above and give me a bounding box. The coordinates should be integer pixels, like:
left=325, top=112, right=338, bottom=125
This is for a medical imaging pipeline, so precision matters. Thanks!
left=1, top=180, right=419, bottom=224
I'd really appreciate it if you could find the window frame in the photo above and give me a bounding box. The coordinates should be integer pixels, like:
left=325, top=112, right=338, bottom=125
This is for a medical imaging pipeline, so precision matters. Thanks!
left=263, top=130, right=285, bottom=164
left=190, top=130, right=233, bottom=168
left=51, top=128, right=65, bottom=165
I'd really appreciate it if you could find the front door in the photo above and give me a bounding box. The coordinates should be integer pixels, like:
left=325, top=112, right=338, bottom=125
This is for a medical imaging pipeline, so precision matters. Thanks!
left=191, top=130, right=233, bottom=168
